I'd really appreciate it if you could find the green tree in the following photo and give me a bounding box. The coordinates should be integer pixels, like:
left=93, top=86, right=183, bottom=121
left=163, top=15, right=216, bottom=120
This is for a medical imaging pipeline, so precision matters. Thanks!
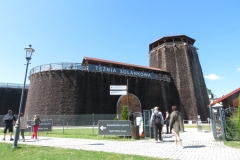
left=225, top=93, right=240, bottom=140
left=121, top=106, right=128, bottom=120
left=207, top=88, right=212, bottom=95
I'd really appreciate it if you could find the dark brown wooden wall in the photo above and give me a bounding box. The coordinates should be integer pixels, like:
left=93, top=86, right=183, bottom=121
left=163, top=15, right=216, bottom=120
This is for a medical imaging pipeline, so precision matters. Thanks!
left=25, top=70, right=173, bottom=117
left=0, top=88, right=28, bottom=115
left=149, top=43, right=209, bottom=120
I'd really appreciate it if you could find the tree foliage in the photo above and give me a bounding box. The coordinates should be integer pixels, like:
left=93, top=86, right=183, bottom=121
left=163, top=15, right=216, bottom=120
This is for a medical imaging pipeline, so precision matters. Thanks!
left=207, top=88, right=212, bottom=95
left=238, top=93, right=240, bottom=131
left=225, top=93, right=240, bottom=141
left=121, top=106, right=128, bottom=120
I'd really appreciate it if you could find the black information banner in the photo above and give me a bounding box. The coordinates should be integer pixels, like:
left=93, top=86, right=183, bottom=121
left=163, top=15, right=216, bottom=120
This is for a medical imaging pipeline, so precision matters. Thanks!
left=98, top=120, right=131, bottom=136
left=88, top=64, right=170, bottom=82
left=25, top=119, right=53, bottom=132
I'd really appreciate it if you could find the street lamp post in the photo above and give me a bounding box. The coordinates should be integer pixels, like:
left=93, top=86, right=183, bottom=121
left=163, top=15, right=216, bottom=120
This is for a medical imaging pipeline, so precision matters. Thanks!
left=12, top=45, right=35, bottom=148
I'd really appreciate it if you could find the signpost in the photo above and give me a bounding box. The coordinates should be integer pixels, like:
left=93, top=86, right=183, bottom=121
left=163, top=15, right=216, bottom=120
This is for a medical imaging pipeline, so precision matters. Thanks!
left=110, top=91, right=127, bottom=95
left=110, top=83, right=129, bottom=119
left=110, top=85, right=127, bottom=90
left=98, top=120, right=131, bottom=136
left=197, top=115, right=202, bottom=132
left=25, top=119, right=53, bottom=132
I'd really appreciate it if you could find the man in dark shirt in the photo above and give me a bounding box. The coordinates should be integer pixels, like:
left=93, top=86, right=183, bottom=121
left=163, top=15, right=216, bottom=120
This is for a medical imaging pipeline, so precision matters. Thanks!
left=165, top=111, right=172, bottom=134
left=2, top=110, right=16, bottom=141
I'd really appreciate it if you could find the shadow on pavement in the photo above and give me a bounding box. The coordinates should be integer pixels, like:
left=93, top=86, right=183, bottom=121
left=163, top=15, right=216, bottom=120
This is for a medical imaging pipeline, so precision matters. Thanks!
left=88, top=143, right=104, bottom=145
left=184, top=145, right=206, bottom=148
left=162, top=140, right=175, bottom=142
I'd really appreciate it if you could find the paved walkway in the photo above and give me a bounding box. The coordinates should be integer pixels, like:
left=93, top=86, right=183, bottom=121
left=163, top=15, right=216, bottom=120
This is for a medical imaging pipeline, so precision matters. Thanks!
left=1, top=128, right=240, bottom=160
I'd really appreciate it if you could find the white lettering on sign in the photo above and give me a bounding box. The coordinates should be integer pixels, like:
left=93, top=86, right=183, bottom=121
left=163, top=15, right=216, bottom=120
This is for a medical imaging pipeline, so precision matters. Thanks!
left=107, top=124, right=130, bottom=127
left=88, top=64, right=171, bottom=82
left=109, top=130, right=127, bottom=133
left=95, top=66, right=117, bottom=73
left=119, top=69, right=151, bottom=78
left=109, top=130, right=121, bottom=132
left=110, top=91, right=127, bottom=95
left=110, top=85, right=127, bottom=90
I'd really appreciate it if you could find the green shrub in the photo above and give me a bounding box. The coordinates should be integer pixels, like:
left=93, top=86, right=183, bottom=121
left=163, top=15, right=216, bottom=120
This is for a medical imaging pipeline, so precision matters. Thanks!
left=225, top=113, right=240, bottom=140
left=224, top=93, right=240, bottom=141
left=114, top=117, right=118, bottom=120
left=238, top=93, right=240, bottom=131
left=121, top=106, right=128, bottom=120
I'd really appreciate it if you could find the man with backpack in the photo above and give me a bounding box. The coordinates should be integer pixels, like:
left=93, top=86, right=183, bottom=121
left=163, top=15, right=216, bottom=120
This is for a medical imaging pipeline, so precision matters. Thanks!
left=2, top=110, right=16, bottom=141
left=150, top=106, right=164, bottom=143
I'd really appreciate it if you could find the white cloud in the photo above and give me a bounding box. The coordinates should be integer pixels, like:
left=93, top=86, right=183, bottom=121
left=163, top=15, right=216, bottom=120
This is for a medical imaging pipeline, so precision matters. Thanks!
left=237, top=68, right=240, bottom=71
left=204, top=74, right=221, bottom=80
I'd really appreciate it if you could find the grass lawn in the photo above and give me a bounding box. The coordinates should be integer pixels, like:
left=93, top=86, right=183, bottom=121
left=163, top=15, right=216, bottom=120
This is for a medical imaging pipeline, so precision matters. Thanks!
left=0, top=128, right=136, bottom=140
left=184, top=124, right=210, bottom=130
left=0, top=124, right=211, bottom=140
left=0, top=143, right=165, bottom=160
left=224, top=141, right=240, bottom=149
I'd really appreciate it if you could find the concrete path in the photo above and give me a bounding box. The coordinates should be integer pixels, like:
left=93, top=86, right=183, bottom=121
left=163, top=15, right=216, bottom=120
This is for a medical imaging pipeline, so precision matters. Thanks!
left=1, top=128, right=240, bottom=160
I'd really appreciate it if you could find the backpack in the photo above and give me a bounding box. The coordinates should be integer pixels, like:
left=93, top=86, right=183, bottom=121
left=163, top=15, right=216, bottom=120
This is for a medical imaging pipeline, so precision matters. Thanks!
left=153, top=112, right=161, bottom=125
left=3, top=114, right=13, bottom=122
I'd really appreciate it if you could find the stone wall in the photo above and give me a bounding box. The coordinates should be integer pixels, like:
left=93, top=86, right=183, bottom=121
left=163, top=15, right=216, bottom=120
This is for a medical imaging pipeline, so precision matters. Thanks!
left=25, top=70, right=173, bottom=117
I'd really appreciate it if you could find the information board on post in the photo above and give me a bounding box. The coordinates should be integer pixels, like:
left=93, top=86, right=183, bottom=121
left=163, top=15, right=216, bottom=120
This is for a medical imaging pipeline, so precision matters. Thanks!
left=110, top=85, right=127, bottom=90
left=110, top=85, right=127, bottom=95
left=25, top=119, right=53, bottom=132
left=110, top=90, right=127, bottom=95
left=98, top=120, right=131, bottom=136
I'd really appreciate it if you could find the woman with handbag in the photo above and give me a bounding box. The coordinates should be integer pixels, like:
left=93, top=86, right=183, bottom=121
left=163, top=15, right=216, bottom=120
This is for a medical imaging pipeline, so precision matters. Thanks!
left=31, top=115, right=41, bottom=139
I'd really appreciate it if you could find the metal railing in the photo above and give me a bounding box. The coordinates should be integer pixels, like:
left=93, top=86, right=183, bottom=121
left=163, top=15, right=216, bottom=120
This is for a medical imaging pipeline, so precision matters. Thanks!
left=29, top=63, right=86, bottom=76
left=0, top=83, right=29, bottom=89
left=28, top=62, right=171, bottom=82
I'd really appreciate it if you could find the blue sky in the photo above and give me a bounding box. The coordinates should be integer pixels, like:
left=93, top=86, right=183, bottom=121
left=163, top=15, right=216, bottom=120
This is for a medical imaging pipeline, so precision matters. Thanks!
left=0, top=0, right=239, bottom=98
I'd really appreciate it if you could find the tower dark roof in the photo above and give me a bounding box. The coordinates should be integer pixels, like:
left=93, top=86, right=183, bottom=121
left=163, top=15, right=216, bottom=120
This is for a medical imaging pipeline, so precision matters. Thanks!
left=149, top=35, right=196, bottom=51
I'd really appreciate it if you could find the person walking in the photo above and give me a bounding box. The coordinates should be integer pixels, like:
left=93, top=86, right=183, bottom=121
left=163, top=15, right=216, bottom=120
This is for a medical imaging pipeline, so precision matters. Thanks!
left=31, top=115, right=41, bottom=139
left=165, top=111, right=171, bottom=134
left=16, top=112, right=27, bottom=142
left=2, top=110, right=16, bottom=141
left=169, top=105, right=184, bottom=149
left=150, top=106, right=164, bottom=143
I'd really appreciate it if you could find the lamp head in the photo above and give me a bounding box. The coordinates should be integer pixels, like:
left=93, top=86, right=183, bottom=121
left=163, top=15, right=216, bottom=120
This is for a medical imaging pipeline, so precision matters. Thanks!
left=24, top=44, right=35, bottom=60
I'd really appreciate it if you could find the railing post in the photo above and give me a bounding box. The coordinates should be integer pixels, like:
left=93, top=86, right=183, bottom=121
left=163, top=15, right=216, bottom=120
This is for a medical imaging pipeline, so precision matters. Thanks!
left=92, top=113, right=94, bottom=135
left=63, top=114, right=65, bottom=134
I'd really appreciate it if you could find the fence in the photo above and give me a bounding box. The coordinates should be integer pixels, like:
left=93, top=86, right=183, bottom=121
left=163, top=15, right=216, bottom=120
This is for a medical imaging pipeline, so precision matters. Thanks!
left=0, top=114, right=116, bottom=127
left=183, top=120, right=208, bottom=124
left=1, top=114, right=210, bottom=128
left=0, top=83, right=29, bottom=89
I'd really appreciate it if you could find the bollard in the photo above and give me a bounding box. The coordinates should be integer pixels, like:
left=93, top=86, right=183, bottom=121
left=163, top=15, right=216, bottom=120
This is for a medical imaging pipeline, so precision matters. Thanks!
left=197, top=115, right=202, bottom=132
